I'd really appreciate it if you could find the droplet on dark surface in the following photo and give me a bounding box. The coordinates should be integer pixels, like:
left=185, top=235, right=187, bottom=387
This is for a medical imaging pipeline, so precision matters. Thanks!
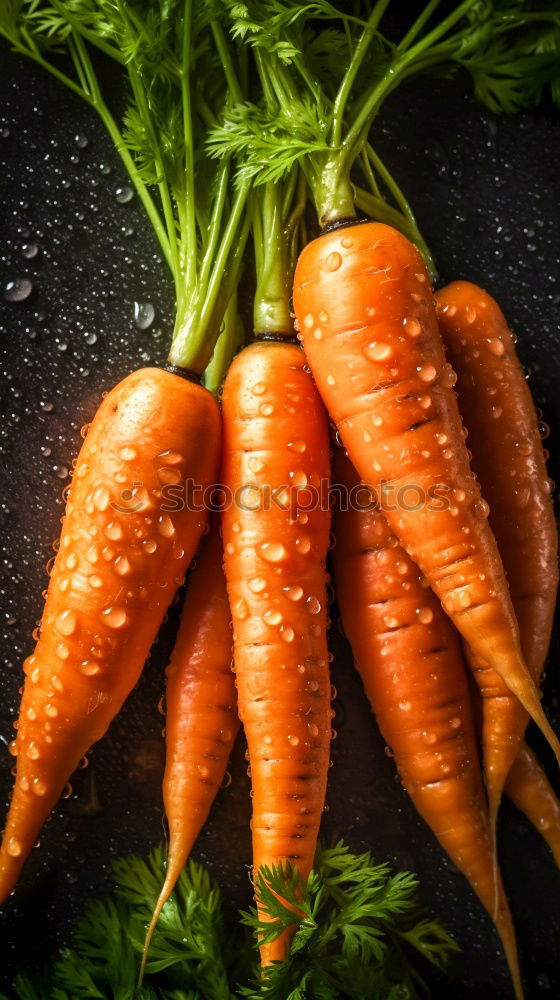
left=4, top=278, right=33, bottom=302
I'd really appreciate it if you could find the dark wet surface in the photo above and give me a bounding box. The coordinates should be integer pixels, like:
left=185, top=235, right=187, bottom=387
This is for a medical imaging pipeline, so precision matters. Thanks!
left=0, top=50, right=559, bottom=998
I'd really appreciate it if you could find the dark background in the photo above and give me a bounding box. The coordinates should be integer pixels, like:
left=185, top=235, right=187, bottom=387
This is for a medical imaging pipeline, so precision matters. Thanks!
left=0, top=47, right=559, bottom=998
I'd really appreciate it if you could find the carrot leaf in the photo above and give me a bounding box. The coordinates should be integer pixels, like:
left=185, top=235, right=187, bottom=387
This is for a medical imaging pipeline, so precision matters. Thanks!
left=0, top=841, right=455, bottom=1000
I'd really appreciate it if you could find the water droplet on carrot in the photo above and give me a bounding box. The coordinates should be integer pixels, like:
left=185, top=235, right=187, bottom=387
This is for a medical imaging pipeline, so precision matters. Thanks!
left=80, top=660, right=100, bottom=676
left=114, top=556, right=131, bottom=576
left=249, top=577, right=267, bottom=593
left=450, top=717, right=461, bottom=730
left=260, top=402, right=274, bottom=416
left=102, top=606, right=127, bottom=629
left=404, top=317, right=422, bottom=337
left=306, top=596, right=321, bottom=615
left=417, top=607, right=433, bottom=624
left=325, top=251, right=342, bottom=271
left=32, top=779, right=47, bottom=796
left=27, top=742, right=40, bottom=760
left=157, top=514, right=175, bottom=538
left=422, top=731, right=437, bottom=745
left=264, top=609, right=283, bottom=626
left=281, top=625, right=295, bottom=643
left=56, top=609, right=77, bottom=636
left=474, top=498, right=490, bottom=518
left=234, top=599, right=248, bottom=620
left=7, top=838, right=22, bottom=858
left=364, top=341, right=392, bottom=362
left=288, top=734, right=300, bottom=746
left=252, top=382, right=267, bottom=396
left=418, top=364, right=436, bottom=383
left=258, top=541, right=287, bottom=563
left=326, top=375, right=336, bottom=386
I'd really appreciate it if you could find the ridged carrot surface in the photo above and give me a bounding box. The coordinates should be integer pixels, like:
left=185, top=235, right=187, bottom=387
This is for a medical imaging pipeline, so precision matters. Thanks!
left=294, top=221, right=559, bottom=761
left=331, top=449, right=522, bottom=998
left=436, top=281, right=558, bottom=829
left=221, top=340, right=331, bottom=965
left=0, top=368, right=220, bottom=902
left=140, top=522, right=238, bottom=978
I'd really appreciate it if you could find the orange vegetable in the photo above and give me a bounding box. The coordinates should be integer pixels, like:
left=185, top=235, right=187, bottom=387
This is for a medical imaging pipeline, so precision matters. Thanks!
left=435, top=281, right=558, bottom=833
left=221, top=340, right=331, bottom=965
left=0, top=368, right=220, bottom=902
left=506, top=745, right=560, bottom=867
left=331, top=448, right=522, bottom=998
left=293, top=222, right=559, bottom=762
left=140, top=521, right=238, bottom=979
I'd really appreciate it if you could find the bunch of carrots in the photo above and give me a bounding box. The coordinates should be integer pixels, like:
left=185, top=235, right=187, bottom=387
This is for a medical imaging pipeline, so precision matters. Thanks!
left=2, top=2, right=560, bottom=997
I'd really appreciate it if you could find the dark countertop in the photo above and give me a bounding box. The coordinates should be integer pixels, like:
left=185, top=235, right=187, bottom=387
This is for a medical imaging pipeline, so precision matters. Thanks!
left=0, top=49, right=559, bottom=998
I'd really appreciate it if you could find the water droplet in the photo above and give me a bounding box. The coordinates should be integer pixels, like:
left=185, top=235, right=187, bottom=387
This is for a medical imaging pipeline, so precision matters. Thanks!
left=260, top=402, right=274, bottom=416
left=281, top=625, right=295, bottom=643
left=417, top=607, right=433, bottom=624
left=404, top=317, right=422, bottom=337
left=27, top=742, right=40, bottom=760
left=74, top=134, right=88, bottom=149
left=258, top=541, right=287, bottom=563
left=114, top=556, right=131, bottom=576
left=56, top=609, right=77, bottom=636
left=102, top=606, right=128, bottom=629
left=284, top=585, right=303, bottom=602
left=133, top=301, right=155, bottom=330
left=399, top=700, right=412, bottom=711
left=306, top=595, right=321, bottom=615
left=488, top=337, right=505, bottom=357
left=115, top=185, right=134, bottom=204
left=252, top=382, right=266, bottom=395
left=418, top=364, right=436, bottom=383
left=474, top=498, right=490, bottom=518
left=325, top=251, right=342, bottom=272
left=364, top=341, right=392, bottom=362
left=22, top=243, right=39, bottom=259
left=249, top=577, right=266, bottom=594
left=7, top=838, right=22, bottom=858
left=288, top=734, right=300, bottom=747
left=80, top=660, right=100, bottom=676
left=32, top=779, right=47, bottom=796
left=449, top=716, right=461, bottom=729
left=157, top=514, right=175, bottom=538
left=4, top=278, right=33, bottom=302
left=422, top=731, right=437, bottom=745
left=45, top=703, right=58, bottom=718
left=295, top=535, right=311, bottom=555
left=264, top=609, right=283, bottom=626
left=234, top=598, right=248, bottom=620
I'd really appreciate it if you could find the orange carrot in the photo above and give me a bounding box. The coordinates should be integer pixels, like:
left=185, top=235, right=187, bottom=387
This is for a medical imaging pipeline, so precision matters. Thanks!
left=506, top=745, right=560, bottom=867
left=436, top=281, right=558, bottom=831
left=221, top=340, right=331, bottom=966
left=139, top=520, right=238, bottom=979
left=293, top=221, right=559, bottom=761
left=0, top=368, right=220, bottom=902
left=331, top=448, right=522, bottom=998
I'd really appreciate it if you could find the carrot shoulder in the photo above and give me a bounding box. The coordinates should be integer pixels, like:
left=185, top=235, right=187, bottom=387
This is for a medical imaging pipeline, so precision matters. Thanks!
left=221, top=340, right=331, bottom=966
left=140, top=521, right=238, bottom=979
left=294, top=221, right=559, bottom=761
left=436, top=281, right=558, bottom=823
left=331, top=449, right=522, bottom=998
left=0, top=368, right=220, bottom=902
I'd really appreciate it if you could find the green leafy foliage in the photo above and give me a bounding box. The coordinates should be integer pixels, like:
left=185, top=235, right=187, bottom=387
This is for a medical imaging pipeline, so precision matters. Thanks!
left=0, top=842, right=456, bottom=1000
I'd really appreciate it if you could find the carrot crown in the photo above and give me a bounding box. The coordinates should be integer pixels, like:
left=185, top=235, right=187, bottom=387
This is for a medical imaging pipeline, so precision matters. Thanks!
left=208, top=0, right=560, bottom=278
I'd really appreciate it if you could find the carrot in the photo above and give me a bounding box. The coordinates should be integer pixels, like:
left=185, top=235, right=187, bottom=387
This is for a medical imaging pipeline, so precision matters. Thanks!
left=506, top=745, right=560, bottom=867
left=293, top=221, right=559, bottom=763
left=331, top=448, right=523, bottom=998
left=435, top=281, right=558, bottom=831
left=139, top=520, right=238, bottom=979
left=0, top=368, right=220, bottom=902
left=221, top=337, right=331, bottom=966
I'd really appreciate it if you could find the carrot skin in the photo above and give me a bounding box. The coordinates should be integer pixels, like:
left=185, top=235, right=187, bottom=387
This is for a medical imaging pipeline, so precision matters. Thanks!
left=294, top=222, right=559, bottom=760
left=436, top=281, right=558, bottom=823
left=221, top=341, right=331, bottom=966
left=0, top=368, right=221, bottom=901
left=140, top=521, right=238, bottom=979
left=506, top=744, right=560, bottom=867
left=332, top=449, right=522, bottom=998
